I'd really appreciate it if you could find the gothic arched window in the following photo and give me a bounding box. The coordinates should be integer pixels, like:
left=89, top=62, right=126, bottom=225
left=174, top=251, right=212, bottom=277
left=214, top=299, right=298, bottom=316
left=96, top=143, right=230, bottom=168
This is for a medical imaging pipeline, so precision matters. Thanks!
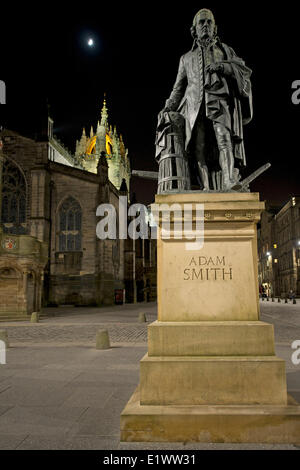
left=1, top=159, right=27, bottom=234
left=58, top=197, right=82, bottom=251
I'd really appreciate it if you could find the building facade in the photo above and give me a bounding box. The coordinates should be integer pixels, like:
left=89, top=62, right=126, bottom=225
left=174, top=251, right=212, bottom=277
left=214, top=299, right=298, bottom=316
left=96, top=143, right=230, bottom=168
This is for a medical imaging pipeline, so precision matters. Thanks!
left=0, top=100, right=156, bottom=320
left=258, top=197, right=300, bottom=297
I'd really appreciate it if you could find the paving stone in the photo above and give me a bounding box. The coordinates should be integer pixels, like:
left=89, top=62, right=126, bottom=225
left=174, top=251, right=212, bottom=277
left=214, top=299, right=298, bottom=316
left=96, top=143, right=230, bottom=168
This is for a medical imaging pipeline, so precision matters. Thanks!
left=0, top=434, right=29, bottom=450
left=61, top=386, right=114, bottom=408
left=16, top=435, right=120, bottom=450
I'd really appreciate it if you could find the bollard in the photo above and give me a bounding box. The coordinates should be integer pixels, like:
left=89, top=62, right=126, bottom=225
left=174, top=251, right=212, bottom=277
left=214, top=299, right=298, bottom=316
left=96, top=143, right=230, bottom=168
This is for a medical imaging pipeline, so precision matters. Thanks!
left=293, top=299, right=297, bottom=304
left=0, top=330, right=9, bottom=348
left=278, top=297, right=281, bottom=303
left=96, top=329, right=110, bottom=349
left=31, top=312, right=39, bottom=323
left=267, top=297, right=269, bottom=301
left=138, top=312, right=147, bottom=323
left=272, top=297, right=275, bottom=302
left=285, top=298, right=288, bottom=304
left=262, top=297, right=264, bottom=301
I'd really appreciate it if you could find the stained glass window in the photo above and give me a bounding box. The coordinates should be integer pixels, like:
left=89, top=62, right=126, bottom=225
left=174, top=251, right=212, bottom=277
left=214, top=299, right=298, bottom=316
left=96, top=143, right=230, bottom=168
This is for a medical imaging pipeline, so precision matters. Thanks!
left=58, top=197, right=82, bottom=251
left=1, top=159, right=27, bottom=234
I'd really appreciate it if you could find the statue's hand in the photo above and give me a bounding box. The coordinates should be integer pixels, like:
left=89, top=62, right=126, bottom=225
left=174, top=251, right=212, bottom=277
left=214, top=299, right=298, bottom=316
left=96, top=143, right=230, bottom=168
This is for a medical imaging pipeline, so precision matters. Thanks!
left=206, top=63, right=224, bottom=74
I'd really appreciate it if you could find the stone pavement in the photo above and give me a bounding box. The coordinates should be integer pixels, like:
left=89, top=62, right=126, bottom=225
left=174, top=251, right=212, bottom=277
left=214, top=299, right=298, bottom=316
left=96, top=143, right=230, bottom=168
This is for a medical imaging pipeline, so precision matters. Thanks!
left=0, top=300, right=299, bottom=450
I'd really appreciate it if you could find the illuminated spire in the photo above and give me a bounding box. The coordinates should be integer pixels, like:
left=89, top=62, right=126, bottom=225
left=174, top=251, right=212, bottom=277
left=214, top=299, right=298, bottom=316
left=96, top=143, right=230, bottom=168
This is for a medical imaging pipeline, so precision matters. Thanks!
left=96, top=120, right=101, bottom=134
left=75, top=127, right=87, bottom=157
left=100, top=94, right=108, bottom=126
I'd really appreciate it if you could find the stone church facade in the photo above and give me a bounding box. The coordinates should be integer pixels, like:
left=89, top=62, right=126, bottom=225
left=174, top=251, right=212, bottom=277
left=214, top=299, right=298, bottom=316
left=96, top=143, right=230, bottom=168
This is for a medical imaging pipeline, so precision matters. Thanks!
left=0, top=100, right=156, bottom=320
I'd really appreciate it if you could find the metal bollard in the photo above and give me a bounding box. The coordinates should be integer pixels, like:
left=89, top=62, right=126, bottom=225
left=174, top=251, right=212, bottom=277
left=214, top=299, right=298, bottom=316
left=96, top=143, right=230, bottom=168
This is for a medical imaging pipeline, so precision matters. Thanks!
left=96, top=329, right=110, bottom=349
left=278, top=298, right=281, bottom=303
left=293, top=299, right=297, bottom=304
left=285, top=298, right=288, bottom=304
left=0, top=330, right=9, bottom=348
left=138, top=312, right=147, bottom=323
left=272, top=297, right=275, bottom=302
left=267, top=297, right=269, bottom=301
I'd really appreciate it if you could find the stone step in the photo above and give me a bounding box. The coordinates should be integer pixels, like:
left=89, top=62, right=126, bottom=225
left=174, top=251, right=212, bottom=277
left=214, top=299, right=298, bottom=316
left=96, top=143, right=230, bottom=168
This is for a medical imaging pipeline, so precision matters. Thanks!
left=0, top=312, right=30, bottom=321
left=121, top=387, right=300, bottom=444
left=0, top=312, right=48, bottom=322
left=148, top=320, right=275, bottom=357
left=0, top=316, right=30, bottom=322
left=140, top=353, right=287, bottom=406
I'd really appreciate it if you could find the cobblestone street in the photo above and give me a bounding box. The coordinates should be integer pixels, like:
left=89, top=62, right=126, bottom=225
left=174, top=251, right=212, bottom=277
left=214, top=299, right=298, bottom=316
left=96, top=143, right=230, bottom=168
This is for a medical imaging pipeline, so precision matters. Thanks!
left=1, top=304, right=158, bottom=345
left=5, top=323, right=148, bottom=345
left=0, top=300, right=299, bottom=450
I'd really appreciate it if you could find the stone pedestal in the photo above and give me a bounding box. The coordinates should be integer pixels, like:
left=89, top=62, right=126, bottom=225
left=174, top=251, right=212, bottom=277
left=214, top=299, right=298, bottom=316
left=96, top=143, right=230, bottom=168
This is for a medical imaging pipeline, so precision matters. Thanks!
left=120, top=193, right=300, bottom=443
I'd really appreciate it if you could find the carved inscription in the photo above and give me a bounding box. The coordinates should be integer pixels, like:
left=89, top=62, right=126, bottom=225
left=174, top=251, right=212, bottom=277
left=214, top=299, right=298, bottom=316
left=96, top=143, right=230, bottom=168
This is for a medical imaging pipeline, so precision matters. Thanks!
left=183, top=256, right=233, bottom=281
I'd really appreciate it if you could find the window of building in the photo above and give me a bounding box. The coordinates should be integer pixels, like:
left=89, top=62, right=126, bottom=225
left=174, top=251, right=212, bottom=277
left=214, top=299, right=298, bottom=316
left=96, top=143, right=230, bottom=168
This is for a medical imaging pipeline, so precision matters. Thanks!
left=1, top=159, right=27, bottom=234
left=58, top=197, right=82, bottom=251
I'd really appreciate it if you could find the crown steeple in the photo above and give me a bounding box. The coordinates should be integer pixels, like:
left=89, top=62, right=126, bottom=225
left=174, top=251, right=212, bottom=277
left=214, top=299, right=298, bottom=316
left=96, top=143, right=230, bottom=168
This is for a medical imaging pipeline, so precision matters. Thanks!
left=75, top=95, right=131, bottom=192
left=100, top=94, right=108, bottom=126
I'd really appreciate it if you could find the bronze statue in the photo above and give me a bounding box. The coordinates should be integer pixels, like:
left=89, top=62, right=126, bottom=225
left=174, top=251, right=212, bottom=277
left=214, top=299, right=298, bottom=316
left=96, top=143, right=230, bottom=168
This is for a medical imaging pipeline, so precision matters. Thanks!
left=156, top=8, right=253, bottom=191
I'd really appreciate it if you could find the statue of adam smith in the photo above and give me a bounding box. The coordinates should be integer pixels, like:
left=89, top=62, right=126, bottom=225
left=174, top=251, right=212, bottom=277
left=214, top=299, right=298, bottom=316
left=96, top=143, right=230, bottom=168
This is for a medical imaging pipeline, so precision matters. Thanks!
left=163, top=8, right=253, bottom=190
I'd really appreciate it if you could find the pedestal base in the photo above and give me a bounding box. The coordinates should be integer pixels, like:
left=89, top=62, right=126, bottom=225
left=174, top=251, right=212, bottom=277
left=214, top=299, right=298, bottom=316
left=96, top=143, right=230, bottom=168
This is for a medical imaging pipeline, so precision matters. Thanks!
left=121, top=387, right=300, bottom=444
left=120, top=193, right=300, bottom=444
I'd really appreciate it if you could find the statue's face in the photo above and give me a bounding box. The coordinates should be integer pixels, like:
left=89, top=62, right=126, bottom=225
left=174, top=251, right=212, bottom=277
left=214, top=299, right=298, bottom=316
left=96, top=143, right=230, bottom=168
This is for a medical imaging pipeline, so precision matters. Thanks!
left=194, top=11, right=215, bottom=40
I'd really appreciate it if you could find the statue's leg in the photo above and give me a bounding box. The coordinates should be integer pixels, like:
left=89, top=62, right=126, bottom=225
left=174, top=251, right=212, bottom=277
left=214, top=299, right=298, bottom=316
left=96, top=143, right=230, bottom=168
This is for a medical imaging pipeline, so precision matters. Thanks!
left=192, top=119, right=210, bottom=191
left=213, top=123, right=234, bottom=189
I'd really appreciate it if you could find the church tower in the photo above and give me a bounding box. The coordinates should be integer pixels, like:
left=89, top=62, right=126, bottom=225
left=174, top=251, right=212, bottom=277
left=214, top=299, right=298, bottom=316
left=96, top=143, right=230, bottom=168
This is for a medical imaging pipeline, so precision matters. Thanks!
left=75, top=97, right=130, bottom=192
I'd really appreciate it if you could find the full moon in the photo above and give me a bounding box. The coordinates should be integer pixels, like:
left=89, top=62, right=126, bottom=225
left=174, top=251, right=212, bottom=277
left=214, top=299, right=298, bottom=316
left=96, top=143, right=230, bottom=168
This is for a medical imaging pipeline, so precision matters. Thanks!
left=88, top=38, right=94, bottom=47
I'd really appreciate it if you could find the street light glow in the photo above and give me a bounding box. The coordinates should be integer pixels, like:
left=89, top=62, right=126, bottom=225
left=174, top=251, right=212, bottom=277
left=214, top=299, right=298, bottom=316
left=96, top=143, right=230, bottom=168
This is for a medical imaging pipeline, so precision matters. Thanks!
left=88, top=38, right=94, bottom=47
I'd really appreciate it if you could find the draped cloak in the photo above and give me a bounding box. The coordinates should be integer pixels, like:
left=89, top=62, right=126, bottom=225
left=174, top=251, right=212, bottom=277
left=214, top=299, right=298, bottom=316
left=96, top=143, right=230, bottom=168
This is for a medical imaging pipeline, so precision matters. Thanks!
left=163, top=40, right=253, bottom=167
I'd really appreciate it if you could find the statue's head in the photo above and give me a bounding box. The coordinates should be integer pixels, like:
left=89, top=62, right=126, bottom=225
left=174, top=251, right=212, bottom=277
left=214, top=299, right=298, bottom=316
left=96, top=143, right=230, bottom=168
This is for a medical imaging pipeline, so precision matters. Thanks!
left=191, top=8, right=217, bottom=41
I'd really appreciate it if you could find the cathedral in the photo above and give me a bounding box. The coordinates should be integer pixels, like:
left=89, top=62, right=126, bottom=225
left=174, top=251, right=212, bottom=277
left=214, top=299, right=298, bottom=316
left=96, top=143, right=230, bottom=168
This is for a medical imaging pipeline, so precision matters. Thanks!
left=0, top=99, right=156, bottom=321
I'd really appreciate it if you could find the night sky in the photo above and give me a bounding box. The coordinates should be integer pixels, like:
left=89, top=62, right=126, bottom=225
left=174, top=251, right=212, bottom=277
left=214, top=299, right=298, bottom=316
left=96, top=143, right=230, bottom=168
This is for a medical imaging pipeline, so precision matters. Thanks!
left=1, top=1, right=299, bottom=206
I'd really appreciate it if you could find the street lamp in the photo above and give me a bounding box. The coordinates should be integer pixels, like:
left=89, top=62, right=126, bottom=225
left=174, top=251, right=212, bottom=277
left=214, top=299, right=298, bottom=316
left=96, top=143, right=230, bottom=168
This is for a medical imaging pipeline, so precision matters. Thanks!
left=265, top=252, right=272, bottom=298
